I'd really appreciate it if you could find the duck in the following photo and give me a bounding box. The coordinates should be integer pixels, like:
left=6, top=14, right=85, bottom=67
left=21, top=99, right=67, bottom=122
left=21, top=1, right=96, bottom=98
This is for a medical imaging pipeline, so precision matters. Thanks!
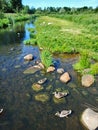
left=53, top=91, right=68, bottom=99
left=38, top=78, right=47, bottom=84
left=55, top=109, right=72, bottom=118
left=0, top=108, right=3, bottom=114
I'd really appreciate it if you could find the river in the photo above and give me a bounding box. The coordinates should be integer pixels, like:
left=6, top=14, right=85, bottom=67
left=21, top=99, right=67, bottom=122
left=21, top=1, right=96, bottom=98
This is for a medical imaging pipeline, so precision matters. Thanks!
left=0, top=22, right=98, bottom=130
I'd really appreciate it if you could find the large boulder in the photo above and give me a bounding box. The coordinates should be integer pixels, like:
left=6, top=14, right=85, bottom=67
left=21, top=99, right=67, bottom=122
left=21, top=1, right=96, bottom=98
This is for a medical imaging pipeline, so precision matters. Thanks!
left=47, top=66, right=55, bottom=73
left=81, top=74, right=94, bottom=87
left=24, top=54, right=33, bottom=61
left=81, top=108, right=98, bottom=130
left=60, top=72, right=71, bottom=83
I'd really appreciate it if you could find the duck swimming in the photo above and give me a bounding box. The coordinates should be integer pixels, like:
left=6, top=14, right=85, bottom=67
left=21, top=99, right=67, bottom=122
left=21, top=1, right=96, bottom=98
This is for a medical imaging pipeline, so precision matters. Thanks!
left=0, top=108, right=3, bottom=114
left=55, top=109, right=72, bottom=118
left=53, top=91, right=68, bottom=99
left=38, top=78, right=47, bottom=84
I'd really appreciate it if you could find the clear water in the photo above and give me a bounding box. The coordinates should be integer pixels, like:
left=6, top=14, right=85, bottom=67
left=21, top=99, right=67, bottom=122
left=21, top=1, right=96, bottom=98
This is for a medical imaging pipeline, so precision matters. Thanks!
left=0, top=22, right=98, bottom=130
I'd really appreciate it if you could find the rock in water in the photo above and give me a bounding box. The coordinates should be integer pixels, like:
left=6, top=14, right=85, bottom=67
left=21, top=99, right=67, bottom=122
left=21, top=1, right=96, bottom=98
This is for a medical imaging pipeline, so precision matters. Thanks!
left=81, top=74, right=94, bottom=87
left=24, top=54, right=33, bottom=61
left=57, top=68, right=64, bottom=74
left=81, top=108, right=98, bottom=130
left=47, top=66, right=55, bottom=73
left=23, top=65, right=41, bottom=74
left=60, top=72, right=71, bottom=83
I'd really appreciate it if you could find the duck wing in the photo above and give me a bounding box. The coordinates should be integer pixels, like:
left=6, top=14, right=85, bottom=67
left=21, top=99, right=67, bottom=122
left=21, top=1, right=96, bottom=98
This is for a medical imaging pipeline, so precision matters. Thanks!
left=61, top=110, right=72, bottom=115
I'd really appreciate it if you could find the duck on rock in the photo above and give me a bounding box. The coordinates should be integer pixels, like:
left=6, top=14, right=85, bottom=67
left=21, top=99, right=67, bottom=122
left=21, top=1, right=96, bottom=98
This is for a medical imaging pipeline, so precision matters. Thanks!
left=53, top=91, right=68, bottom=99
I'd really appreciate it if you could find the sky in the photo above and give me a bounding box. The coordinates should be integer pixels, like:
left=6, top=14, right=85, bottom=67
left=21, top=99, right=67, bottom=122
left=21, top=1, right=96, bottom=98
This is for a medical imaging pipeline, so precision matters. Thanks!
left=22, top=0, right=98, bottom=9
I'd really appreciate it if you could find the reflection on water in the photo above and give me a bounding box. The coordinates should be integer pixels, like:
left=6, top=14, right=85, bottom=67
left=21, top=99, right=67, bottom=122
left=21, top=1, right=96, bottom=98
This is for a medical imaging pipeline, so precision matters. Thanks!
left=0, top=22, right=98, bottom=130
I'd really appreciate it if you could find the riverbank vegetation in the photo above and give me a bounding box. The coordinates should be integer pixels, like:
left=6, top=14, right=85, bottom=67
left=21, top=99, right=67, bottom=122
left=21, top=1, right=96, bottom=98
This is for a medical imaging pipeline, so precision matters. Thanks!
left=0, top=1, right=98, bottom=74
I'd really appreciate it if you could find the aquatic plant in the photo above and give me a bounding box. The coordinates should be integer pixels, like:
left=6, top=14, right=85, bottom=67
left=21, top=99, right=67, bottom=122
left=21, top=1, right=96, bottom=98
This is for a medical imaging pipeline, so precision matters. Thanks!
left=40, top=50, right=53, bottom=69
left=35, top=93, right=49, bottom=102
left=73, top=50, right=90, bottom=72
left=89, top=63, right=98, bottom=75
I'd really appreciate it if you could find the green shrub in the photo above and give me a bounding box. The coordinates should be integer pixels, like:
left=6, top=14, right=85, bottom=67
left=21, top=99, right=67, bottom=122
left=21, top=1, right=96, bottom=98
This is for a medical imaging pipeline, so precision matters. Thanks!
left=40, top=50, right=53, bottom=68
left=73, top=50, right=90, bottom=71
left=89, top=63, right=98, bottom=75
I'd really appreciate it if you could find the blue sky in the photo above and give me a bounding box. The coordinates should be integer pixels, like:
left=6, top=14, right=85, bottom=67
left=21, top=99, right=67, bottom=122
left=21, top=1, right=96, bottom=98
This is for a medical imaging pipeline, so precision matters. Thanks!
left=22, top=0, right=98, bottom=8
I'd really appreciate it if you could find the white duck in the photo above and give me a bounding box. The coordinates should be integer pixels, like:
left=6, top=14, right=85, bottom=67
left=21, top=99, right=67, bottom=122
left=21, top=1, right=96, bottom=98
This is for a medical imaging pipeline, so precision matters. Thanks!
left=53, top=91, right=68, bottom=99
left=0, top=108, right=3, bottom=114
left=55, top=109, right=72, bottom=118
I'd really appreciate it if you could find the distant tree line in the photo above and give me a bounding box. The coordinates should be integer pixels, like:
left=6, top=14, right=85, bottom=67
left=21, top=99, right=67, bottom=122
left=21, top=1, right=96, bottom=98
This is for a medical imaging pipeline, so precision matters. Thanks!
left=35, top=6, right=98, bottom=14
left=0, top=0, right=98, bottom=14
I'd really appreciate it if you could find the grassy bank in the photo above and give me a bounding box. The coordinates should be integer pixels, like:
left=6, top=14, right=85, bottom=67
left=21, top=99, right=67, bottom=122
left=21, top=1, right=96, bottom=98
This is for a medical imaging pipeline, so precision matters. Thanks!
left=0, top=13, right=34, bottom=29
left=35, top=15, right=98, bottom=61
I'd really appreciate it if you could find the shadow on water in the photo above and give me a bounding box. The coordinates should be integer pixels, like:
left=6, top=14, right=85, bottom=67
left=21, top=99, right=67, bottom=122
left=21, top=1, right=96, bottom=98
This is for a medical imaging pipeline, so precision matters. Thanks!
left=0, top=21, right=98, bottom=130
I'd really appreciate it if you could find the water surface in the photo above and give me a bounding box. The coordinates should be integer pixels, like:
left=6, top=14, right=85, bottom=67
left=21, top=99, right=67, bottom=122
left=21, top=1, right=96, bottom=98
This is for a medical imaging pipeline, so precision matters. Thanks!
left=0, top=22, right=98, bottom=130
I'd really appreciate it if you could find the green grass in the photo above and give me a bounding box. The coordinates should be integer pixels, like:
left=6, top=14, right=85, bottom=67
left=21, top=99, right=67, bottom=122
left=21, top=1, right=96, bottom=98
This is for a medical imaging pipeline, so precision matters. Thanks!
left=34, top=16, right=98, bottom=60
left=40, top=50, right=53, bottom=68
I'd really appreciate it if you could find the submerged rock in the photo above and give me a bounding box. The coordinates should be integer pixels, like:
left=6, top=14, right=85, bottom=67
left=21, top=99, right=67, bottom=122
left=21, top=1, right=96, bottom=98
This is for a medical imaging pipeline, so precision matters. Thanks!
left=14, top=65, right=21, bottom=68
left=53, top=97, right=66, bottom=104
left=57, top=68, right=64, bottom=74
left=23, top=65, right=41, bottom=74
left=81, top=108, right=98, bottom=130
left=60, top=72, right=71, bottom=83
left=24, top=54, right=33, bottom=61
left=46, top=85, right=52, bottom=91
left=35, top=93, right=49, bottom=102
left=32, top=83, right=44, bottom=92
left=81, top=74, right=94, bottom=87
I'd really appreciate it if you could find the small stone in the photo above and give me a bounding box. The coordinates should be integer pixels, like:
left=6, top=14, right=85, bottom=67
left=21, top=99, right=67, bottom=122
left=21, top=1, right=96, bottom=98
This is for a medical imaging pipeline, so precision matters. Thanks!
left=24, top=54, right=33, bottom=61
left=47, top=66, right=55, bottom=73
left=57, top=68, right=64, bottom=74
left=14, top=65, right=21, bottom=68
left=38, top=62, right=44, bottom=69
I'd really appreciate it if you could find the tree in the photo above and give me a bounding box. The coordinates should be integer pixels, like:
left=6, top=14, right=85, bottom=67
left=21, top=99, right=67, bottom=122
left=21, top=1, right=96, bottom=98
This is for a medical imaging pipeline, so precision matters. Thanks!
left=10, top=0, right=22, bottom=12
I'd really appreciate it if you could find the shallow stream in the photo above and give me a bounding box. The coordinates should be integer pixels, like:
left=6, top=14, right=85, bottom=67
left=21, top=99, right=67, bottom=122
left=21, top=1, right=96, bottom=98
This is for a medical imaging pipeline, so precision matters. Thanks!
left=0, top=22, right=98, bottom=130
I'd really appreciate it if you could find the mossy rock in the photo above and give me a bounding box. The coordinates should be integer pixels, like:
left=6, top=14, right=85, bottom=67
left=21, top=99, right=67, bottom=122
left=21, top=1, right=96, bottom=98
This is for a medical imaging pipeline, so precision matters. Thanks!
left=46, top=85, right=52, bottom=91
left=53, top=97, right=66, bottom=104
left=55, top=88, right=62, bottom=92
left=35, top=93, right=49, bottom=102
left=81, top=90, right=88, bottom=96
left=23, top=66, right=41, bottom=74
left=32, top=83, right=44, bottom=92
